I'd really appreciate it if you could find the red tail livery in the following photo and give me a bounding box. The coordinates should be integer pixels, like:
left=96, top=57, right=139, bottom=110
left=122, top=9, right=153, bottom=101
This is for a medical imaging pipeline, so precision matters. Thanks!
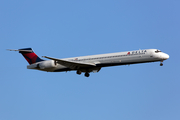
left=18, top=48, right=44, bottom=64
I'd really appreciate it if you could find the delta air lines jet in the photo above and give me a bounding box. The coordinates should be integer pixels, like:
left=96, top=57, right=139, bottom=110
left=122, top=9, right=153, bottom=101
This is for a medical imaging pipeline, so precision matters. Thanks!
left=8, top=48, right=169, bottom=77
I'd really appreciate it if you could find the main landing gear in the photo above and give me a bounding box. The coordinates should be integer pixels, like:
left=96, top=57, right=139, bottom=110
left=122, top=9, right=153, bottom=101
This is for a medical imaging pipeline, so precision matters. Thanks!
left=76, top=70, right=82, bottom=75
left=76, top=70, right=90, bottom=77
left=84, top=72, right=90, bottom=77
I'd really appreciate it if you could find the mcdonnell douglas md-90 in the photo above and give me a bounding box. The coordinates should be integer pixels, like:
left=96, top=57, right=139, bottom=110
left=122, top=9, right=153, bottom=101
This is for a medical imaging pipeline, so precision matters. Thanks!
left=8, top=48, right=169, bottom=77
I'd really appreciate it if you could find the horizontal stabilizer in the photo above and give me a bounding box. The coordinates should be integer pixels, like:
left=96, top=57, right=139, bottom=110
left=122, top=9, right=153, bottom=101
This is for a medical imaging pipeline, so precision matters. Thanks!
left=7, top=49, right=33, bottom=52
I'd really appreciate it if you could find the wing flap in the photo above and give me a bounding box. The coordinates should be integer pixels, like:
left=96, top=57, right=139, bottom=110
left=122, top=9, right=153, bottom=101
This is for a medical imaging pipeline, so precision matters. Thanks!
left=42, top=56, right=96, bottom=69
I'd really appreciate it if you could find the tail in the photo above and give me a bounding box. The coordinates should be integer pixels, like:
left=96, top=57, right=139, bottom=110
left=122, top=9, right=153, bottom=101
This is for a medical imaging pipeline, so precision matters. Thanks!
left=8, top=48, right=44, bottom=64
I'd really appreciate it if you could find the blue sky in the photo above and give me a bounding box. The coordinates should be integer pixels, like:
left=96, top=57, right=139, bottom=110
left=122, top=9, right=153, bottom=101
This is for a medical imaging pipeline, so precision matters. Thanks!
left=1, top=0, right=179, bottom=120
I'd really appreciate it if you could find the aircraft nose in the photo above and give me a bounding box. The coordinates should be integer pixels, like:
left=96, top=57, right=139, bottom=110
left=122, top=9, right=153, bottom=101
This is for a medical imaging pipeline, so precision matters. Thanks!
left=162, top=53, right=169, bottom=60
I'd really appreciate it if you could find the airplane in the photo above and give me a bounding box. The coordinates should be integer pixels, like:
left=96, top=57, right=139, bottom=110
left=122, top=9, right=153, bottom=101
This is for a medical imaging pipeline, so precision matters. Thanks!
left=8, top=48, right=169, bottom=77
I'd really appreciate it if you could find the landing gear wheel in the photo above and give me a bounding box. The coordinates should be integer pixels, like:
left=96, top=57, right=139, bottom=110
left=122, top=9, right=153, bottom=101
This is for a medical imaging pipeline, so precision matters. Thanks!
left=76, top=70, right=82, bottom=75
left=160, top=63, right=163, bottom=66
left=85, top=72, right=90, bottom=77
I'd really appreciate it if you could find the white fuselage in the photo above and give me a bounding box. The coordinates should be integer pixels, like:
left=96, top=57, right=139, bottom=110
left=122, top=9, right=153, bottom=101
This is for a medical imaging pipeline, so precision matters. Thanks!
left=27, top=49, right=169, bottom=73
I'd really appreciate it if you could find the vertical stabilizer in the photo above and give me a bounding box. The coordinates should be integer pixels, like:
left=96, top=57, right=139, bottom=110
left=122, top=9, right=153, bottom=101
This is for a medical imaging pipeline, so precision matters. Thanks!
left=18, top=48, right=44, bottom=64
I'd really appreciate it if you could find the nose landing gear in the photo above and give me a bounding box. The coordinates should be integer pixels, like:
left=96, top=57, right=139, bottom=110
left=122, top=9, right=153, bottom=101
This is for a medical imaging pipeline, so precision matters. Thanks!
left=160, top=61, right=163, bottom=66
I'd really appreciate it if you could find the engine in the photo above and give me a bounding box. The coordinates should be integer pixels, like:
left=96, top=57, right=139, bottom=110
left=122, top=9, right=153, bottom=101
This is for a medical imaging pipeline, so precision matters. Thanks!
left=38, top=60, right=56, bottom=69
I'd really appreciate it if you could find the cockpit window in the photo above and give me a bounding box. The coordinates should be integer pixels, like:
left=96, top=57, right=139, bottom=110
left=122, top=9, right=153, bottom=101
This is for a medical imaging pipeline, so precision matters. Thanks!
left=155, top=50, right=161, bottom=53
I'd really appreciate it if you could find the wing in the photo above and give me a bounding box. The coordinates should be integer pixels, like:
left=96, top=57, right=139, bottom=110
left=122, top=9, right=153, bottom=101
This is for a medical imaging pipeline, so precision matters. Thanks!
left=42, top=56, right=96, bottom=69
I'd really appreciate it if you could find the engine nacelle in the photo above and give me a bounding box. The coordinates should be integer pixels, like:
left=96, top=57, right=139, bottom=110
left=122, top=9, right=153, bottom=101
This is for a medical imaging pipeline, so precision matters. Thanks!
left=38, top=60, right=56, bottom=69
